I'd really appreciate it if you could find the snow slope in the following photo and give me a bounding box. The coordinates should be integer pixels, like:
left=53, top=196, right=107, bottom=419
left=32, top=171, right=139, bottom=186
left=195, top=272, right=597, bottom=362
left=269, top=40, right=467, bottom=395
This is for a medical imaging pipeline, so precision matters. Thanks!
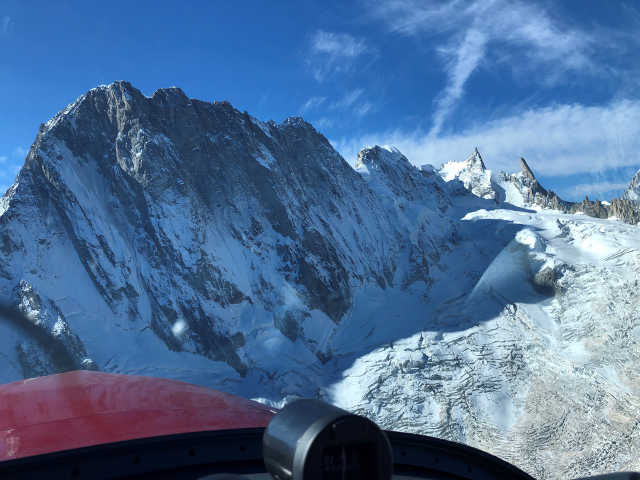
left=326, top=200, right=640, bottom=479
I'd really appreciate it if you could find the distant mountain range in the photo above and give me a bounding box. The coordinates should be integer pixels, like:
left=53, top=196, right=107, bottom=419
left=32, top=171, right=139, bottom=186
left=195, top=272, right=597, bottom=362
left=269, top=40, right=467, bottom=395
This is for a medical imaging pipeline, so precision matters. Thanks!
left=438, top=147, right=640, bottom=224
left=1, top=82, right=639, bottom=478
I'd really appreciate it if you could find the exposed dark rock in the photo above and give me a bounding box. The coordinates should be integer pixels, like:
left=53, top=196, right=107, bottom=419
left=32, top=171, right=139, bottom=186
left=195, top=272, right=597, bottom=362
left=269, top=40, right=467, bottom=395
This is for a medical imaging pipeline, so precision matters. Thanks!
left=1, top=299, right=95, bottom=377
left=506, top=158, right=640, bottom=225
left=298, top=228, right=351, bottom=323
left=532, top=267, right=558, bottom=295
left=610, top=198, right=640, bottom=225
left=231, top=332, right=246, bottom=348
left=519, top=158, right=539, bottom=186
left=274, top=310, right=307, bottom=342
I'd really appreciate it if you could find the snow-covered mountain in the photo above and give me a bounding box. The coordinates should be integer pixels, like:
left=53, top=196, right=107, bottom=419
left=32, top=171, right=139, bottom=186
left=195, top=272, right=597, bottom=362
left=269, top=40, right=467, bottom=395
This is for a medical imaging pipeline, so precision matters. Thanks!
left=440, top=147, right=497, bottom=201
left=1, top=82, right=640, bottom=478
left=443, top=151, right=640, bottom=225
left=0, top=80, right=454, bottom=388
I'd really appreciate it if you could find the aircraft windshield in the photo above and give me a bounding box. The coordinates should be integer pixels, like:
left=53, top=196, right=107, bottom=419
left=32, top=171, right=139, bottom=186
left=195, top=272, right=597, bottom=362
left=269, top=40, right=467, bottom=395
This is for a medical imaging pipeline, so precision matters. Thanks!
left=1, top=2, right=639, bottom=479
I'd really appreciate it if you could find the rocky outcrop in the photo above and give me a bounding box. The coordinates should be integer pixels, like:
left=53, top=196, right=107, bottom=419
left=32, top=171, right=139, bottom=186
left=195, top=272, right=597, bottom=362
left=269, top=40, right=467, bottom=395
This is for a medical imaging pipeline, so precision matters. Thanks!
left=609, top=198, right=640, bottom=224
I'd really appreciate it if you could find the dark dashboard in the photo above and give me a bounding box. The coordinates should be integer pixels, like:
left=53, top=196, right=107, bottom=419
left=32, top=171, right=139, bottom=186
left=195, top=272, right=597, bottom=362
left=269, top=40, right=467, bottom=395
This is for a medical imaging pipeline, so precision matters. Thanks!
left=0, top=428, right=533, bottom=480
left=0, top=399, right=636, bottom=480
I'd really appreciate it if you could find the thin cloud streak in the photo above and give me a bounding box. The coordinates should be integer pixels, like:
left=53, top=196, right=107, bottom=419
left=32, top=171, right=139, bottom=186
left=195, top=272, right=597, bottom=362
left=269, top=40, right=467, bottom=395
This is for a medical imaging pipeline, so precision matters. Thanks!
left=303, top=90, right=373, bottom=125
left=307, top=30, right=369, bottom=82
left=1, top=16, right=9, bottom=34
left=368, top=0, right=596, bottom=137
left=316, top=89, right=373, bottom=119
left=301, top=96, right=327, bottom=113
left=430, top=27, right=487, bottom=137
left=354, top=102, right=373, bottom=117
left=314, top=117, right=334, bottom=129
left=311, top=30, right=367, bottom=58
left=330, top=89, right=364, bottom=109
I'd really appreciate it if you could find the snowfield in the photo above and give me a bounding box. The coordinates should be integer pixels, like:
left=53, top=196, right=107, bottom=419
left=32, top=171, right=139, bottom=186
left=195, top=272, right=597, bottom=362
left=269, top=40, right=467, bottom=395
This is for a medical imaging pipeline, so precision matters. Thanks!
left=325, top=202, right=640, bottom=479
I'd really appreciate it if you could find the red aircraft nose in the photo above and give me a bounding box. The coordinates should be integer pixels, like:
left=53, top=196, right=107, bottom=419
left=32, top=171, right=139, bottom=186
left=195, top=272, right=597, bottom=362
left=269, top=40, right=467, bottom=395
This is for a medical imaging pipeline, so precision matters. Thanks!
left=0, top=371, right=276, bottom=461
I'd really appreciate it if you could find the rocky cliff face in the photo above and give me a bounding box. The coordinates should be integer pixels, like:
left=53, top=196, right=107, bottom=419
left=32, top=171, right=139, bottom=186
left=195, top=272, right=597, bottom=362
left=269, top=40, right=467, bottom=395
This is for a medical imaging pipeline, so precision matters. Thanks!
left=609, top=197, right=640, bottom=224
left=0, top=81, right=454, bottom=385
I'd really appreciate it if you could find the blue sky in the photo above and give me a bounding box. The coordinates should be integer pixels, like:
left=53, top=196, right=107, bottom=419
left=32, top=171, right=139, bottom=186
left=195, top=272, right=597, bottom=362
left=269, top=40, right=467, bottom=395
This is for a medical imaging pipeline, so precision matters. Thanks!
left=1, top=0, right=640, bottom=200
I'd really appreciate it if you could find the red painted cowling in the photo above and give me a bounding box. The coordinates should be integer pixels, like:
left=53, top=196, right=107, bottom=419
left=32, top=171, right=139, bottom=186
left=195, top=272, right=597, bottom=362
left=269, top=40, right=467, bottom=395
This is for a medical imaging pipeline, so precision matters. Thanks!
left=0, top=371, right=277, bottom=461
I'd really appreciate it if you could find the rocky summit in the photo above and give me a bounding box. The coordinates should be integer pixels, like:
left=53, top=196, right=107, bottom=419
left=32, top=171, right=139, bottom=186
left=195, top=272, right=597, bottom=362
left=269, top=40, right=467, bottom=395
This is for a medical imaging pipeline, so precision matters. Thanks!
left=439, top=147, right=497, bottom=201
left=1, top=82, right=640, bottom=479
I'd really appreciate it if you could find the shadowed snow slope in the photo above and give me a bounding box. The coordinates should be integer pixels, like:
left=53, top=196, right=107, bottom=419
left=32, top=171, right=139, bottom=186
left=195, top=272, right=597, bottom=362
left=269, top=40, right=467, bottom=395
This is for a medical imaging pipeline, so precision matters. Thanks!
left=1, top=82, right=640, bottom=479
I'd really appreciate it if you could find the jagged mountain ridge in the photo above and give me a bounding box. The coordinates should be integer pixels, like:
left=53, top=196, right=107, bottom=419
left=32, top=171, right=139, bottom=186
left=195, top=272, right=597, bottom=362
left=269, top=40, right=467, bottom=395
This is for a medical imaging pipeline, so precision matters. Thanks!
left=442, top=151, right=640, bottom=224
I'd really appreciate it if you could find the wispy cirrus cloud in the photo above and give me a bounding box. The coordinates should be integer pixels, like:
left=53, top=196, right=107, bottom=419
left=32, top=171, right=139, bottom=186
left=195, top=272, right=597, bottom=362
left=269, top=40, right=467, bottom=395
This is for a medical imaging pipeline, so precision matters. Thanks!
left=329, top=89, right=374, bottom=117
left=311, top=30, right=367, bottom=57
left=431, top=27, right=487, bottom=138
left=354, top=102, right=373, bottom=117
left=330, top=89, right=364, bottom=109
left=368, top=0, right=596, bottom=137
left=331, top=99, right=640, bottom=182
left=300, top=96, right=327, bottom=114
left=313, top=117, right=334, bottom=130
left=303, top=89, right=374, bottom=123
left=307, top=30, right=369, bottom=82
left=1, top=16, right=9, bottom=34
